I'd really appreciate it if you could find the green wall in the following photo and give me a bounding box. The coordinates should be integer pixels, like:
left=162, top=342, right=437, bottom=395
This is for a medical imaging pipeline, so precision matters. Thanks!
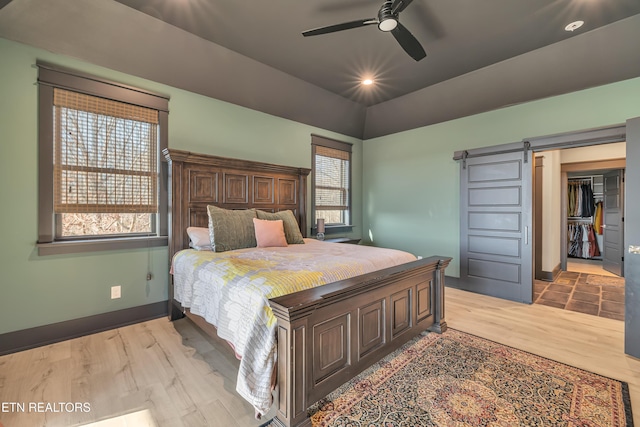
left=363, top=76, right=640, bottom=276
left=3, top=32, right=639, bottom=336
left=0, top=38, right=362, bottom=335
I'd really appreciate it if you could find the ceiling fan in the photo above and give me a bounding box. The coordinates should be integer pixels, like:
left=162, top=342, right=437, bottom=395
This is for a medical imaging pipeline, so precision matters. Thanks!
left=302, top=0, right=426, bottom=61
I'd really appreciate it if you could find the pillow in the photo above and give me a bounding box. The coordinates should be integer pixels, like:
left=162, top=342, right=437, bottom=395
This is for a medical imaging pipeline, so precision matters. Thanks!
left=186, top=226, right=212, bottom=251
left=255, top=209, right=305, bottom=244
left=207, top=205, right=257, bottom=252
left=253, top=218, right=288, bottom=248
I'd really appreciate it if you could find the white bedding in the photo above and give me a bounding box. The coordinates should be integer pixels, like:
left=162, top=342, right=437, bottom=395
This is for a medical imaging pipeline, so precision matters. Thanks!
left=171, top=238, right=417, bottom=415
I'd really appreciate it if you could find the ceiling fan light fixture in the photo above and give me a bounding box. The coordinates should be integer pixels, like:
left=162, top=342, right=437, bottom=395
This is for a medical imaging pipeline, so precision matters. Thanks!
left=362, top=78, right=374, bottom=86
left=378, top=17, right=398, bottom=32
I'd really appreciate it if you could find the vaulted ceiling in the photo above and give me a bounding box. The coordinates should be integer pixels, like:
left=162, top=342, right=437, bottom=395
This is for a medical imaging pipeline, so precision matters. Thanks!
left=1, top=0, right=640, bottom=139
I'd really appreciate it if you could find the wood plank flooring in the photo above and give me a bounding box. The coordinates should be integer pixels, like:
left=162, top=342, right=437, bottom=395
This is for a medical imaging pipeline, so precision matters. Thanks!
left=567, top=258, right=619, bottom=277
left=1, top=288, right=638, bottom=426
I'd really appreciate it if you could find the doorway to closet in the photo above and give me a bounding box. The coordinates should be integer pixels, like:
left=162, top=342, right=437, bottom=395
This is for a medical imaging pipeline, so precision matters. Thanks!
left=562, top=165, right=625, bottom=278
left=533, top=143, right=626, bottom=280
left=532, top=143, right=625, bottom=321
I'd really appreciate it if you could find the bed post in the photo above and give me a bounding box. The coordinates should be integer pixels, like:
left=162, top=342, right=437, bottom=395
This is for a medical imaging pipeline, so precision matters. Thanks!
left=428, top=259, right=448, bottom=333
left=164, top=149, right=186, bottom=320
left=271, top=312, right=311, bottom=427
left=298, top=172, right=308, bottom=238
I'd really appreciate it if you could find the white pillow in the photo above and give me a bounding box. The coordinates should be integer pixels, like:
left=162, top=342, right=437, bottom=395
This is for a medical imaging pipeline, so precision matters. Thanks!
left=186, top=226, right=212, bottom=251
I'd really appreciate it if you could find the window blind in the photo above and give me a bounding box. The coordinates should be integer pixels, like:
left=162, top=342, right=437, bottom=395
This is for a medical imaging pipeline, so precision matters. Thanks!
left=53, top=88, right=159, bottom=214
left=314, top=144, right=350, bottom=224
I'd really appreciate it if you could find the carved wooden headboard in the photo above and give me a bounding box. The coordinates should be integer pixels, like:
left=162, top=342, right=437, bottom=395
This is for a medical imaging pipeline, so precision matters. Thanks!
left=163, top=149, right=311, bottom=260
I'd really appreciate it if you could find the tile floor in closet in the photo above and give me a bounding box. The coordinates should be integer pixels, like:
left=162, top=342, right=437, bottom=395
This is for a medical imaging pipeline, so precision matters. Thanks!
left=534, top=258, right=624, bottom=320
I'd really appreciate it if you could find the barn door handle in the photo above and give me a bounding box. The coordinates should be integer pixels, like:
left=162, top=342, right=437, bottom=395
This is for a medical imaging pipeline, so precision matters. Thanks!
left=524, top=226, right=529, bottom=245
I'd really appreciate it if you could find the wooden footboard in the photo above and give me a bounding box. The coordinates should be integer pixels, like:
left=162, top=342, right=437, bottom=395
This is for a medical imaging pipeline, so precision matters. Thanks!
left=269, top=255, right=451, bottom=427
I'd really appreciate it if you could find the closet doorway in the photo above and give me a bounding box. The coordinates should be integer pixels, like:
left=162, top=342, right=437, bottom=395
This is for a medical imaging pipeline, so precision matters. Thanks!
left=534, top=144, right=626, bottom=281
left=533, top=150, right=625, bottom=321
left=560, top=160, right=626, bottom=278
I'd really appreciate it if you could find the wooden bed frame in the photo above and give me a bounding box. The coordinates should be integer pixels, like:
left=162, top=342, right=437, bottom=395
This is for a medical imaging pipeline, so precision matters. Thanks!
left=164, top=148, right=451, bottom=427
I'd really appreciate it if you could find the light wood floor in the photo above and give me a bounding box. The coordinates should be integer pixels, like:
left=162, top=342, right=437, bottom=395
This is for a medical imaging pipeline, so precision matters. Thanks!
left=567, top=257, right=620, bottom=277
left=1, top=288, right=638, bottom=426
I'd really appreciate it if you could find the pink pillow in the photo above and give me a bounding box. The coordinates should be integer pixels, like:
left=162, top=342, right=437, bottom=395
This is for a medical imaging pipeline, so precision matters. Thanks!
left=253, top=218, right=288, bottom=248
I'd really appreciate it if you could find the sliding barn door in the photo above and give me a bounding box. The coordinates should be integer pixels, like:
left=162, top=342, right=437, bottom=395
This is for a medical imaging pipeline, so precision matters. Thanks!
left=460, top=151, right=533, bottom=303
left=602, top=169, right=625, bottom=277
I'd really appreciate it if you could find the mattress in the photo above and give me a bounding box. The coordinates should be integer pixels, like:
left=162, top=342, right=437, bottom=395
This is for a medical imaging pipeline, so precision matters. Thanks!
left=171, top=238, right=417, bottom=415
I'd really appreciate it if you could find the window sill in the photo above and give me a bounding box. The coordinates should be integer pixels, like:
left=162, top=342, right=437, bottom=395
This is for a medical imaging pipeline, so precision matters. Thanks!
left=37, top=236, right=168, bottom=256
left=323, top=237, right=361, bottom=244
left=311, top=225, right=354, bottom=235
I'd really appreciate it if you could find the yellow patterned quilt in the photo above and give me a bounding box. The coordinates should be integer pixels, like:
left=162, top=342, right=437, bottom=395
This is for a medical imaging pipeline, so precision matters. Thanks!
left=171, top=238, right=416, bottom=415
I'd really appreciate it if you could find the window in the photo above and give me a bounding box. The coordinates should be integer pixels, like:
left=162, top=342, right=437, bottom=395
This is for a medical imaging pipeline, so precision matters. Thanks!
left=311, top=135, right=352, bottom=233
left=38, top=63, right=169, bottom=255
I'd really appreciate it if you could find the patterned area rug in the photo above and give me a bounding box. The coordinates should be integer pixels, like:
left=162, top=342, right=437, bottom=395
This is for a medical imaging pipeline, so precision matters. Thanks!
left=292, top=330, right=633, bottom=426
left=587, top=274, right=626, bottom=287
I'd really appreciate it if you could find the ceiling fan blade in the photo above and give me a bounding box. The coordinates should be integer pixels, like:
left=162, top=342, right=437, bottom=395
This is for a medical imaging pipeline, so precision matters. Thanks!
left=302, top=18, right=377, bottom=36
left=390, top=0, right=414, bottom=14
left=391, top=22, right=426, bottom=61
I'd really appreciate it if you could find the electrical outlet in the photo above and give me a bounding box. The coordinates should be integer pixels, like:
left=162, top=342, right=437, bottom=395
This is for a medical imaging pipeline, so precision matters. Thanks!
left=111, top=285, right=121, bottom=299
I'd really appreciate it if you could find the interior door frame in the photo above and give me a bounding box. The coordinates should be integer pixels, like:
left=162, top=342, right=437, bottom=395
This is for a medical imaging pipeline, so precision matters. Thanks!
left=524, top=125, right=627, bottom=279
left=624, top=117, right=640, bottom=357
left=559, top=160, right=626, bottom=273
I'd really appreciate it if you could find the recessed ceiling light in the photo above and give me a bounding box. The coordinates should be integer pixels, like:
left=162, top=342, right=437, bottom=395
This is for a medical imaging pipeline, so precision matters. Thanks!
left=565, top=21, right=584, bottom=32
left=362, top=79, right=374, bottom=86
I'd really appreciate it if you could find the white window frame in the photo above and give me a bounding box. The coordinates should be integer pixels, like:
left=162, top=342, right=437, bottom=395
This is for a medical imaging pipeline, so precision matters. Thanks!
left=37, top=63, right=169, bottom=255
